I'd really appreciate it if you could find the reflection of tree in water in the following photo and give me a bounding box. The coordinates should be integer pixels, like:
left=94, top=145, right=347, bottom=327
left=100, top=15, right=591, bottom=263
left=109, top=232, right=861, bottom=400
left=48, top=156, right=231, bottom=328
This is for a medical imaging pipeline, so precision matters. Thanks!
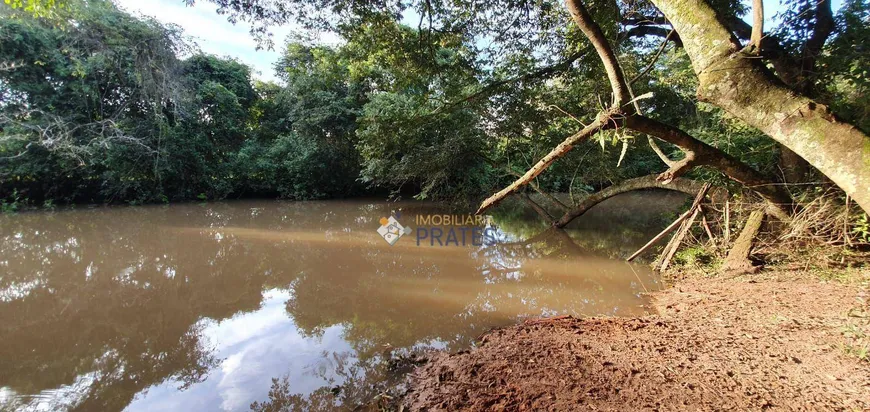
left=251, top=378, right=339, bottom=412
left=492, top=192, right=688, bottom=259
left=0, top=204, right=311, bottom=410
left=0, top=199, right=659, bottom=411
left=273, top=201, right=659, bottom=409
left=250, top=350, right=407, bottom=412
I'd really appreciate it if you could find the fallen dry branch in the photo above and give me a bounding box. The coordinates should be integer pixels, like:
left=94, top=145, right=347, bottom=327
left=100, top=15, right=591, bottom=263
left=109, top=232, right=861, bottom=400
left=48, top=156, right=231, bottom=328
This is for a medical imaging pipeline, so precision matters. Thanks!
left=700, top=207, right=716, bottom=243
left=627, top=183, right=711, bottom=261
left=658, top=206, right=701, bottom=272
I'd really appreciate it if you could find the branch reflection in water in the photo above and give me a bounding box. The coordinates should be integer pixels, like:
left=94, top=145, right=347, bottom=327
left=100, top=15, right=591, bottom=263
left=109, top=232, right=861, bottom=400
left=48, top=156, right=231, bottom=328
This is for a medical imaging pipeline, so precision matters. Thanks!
left=0, top=193, right=683, bottom=410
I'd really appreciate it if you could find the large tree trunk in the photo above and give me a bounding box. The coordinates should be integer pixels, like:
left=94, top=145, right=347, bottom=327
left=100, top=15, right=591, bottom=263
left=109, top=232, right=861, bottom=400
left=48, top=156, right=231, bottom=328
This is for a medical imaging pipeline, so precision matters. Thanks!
left=476, top=0, right=795, bottom=216
left=648, top=0, right=870, bottom=213
left=779, top=146, right=810, bottom=184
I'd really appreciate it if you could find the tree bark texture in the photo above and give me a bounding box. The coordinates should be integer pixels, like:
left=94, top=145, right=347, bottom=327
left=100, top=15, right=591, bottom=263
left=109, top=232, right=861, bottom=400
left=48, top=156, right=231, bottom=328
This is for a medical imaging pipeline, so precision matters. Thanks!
left=648, top=0, right=870, bottom=213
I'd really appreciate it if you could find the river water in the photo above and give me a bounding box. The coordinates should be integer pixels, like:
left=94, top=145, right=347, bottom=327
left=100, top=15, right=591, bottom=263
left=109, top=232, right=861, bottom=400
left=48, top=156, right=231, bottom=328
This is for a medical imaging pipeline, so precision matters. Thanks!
left=0, top=194, right=683, bottom=411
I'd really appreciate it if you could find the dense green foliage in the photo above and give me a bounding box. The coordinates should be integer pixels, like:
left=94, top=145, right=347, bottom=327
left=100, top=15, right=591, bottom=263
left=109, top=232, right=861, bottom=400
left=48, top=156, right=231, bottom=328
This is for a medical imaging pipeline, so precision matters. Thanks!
left=0, top=1, right=367, bottom=204
left=1, top=0, right=868, bottom=207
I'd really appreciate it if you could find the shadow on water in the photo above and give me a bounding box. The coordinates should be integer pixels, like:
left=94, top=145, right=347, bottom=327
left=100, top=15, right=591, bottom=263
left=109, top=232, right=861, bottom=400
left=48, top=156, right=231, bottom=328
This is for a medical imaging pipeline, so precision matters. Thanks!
left=0, top=194, right=684, bottom=411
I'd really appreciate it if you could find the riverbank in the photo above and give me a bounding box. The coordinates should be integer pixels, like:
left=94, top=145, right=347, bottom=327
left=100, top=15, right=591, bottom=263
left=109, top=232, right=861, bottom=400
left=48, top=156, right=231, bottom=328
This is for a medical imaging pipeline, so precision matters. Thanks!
left=400, top=269, right=870, bottom=410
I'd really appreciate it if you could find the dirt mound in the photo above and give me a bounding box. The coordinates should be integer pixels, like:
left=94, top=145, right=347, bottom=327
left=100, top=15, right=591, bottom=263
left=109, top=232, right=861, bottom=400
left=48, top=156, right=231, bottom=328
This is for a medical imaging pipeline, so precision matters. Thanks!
left=404, top=275, right=870, bottom=411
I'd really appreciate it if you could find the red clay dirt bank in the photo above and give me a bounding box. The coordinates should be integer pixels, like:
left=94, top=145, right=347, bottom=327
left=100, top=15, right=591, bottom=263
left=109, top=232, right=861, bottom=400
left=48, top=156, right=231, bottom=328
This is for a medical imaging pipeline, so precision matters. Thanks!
left=402, top=272, right=870, bottom=411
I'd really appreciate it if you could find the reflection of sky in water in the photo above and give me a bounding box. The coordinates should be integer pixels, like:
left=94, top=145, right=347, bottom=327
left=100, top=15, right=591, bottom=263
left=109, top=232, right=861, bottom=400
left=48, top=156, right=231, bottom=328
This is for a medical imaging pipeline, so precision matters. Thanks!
left=128, top=289, right=353, bottom=411
left=128, top=288, right=451, bottom=411
left=0, top=197, right=676, bottom=411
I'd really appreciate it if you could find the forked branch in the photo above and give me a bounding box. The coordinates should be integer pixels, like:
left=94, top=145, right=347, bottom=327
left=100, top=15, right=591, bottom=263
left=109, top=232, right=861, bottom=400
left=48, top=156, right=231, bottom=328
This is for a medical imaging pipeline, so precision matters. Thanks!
left=476, top=0, right=632, bottom=215
left=626, top=116, right=792, bottom=218
left=476, top=0, right=798, bottom=219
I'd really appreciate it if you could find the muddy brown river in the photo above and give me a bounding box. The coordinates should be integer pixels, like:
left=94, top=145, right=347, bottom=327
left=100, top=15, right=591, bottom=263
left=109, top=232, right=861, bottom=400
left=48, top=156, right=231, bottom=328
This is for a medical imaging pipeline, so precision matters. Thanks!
left=0, top=194, right=684, bottom=411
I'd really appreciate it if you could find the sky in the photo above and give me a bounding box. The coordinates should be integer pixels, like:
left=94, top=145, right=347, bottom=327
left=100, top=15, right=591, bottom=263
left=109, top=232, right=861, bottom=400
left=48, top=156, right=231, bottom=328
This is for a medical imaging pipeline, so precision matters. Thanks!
left=114, top=0, right=844, bottom=84
left=114, top=0, right=311, bottom=83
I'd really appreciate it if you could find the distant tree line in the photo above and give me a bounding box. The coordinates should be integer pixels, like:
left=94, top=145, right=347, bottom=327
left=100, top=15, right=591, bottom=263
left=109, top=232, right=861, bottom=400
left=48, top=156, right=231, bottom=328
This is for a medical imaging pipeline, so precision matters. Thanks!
left=2, top=0, right=868, bottom=210
left=0, top=1, right=367, bottom=204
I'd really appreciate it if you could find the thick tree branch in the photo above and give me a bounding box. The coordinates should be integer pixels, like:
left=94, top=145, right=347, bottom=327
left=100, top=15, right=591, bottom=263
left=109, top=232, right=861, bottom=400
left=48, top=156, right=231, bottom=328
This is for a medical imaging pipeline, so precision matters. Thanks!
left=626, top=116, right=793, bottom=218
left=565, top=0, right=631, bottom=107
left=724, top=16, right=801, bottom=85
left=649, top=0, right=870, bottom=213
left=657, top=155, right=698, bottom=182
left=803, top=0, right=835, bottom=68
left=728, top=0, right=834, bottom=93
left=799, top=0, right=834, bottom=94
left=554, top=175, right=716, bottom=227
left=750, top=0, right=763, bottom=53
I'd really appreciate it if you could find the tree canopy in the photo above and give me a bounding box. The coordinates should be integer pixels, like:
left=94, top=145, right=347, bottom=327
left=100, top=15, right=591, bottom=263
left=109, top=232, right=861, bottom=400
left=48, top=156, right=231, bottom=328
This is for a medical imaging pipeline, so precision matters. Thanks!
left=1, top=0, right=868, bottom=214
left=186, top=0, right=870, bottom=212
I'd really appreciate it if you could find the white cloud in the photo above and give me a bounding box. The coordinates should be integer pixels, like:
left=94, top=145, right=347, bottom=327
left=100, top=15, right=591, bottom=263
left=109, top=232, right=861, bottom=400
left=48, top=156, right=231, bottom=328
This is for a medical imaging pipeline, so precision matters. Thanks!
left=125, top=289, right=355, bottom=411
left=113, top=0, right=299, bottom=83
